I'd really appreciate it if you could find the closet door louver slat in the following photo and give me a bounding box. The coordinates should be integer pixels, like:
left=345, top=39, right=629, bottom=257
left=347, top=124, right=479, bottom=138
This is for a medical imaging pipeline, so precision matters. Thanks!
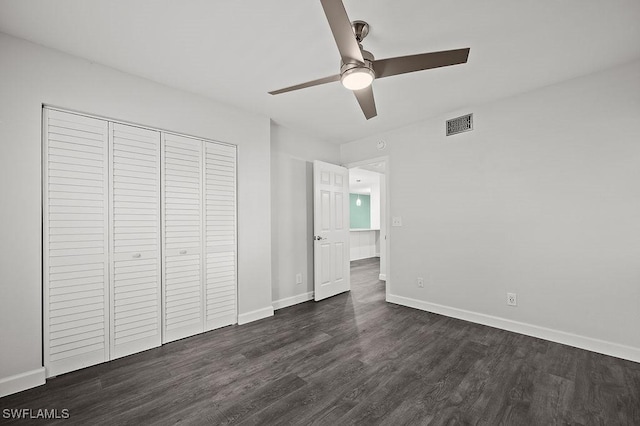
left=110, top=123, right=162, bottom=358
left=162, top=133, right=204, bottom=343
left=204, top=143, right=237, bottom=330
left=43, top=109, right=110, bottom=377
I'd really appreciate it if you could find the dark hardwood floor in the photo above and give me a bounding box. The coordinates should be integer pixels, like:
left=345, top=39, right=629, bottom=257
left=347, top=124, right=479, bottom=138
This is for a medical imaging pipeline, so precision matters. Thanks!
left=2, top=257, right=639, bottom=425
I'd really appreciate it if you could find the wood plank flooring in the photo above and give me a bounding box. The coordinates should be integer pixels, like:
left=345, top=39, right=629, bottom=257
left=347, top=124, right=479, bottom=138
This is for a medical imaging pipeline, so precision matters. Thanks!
left=2, top=257, right=639, bottom=425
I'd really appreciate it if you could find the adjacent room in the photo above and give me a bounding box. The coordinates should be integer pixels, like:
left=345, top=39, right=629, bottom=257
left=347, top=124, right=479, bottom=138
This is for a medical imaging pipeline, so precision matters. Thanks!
left=1, top=0, right=639, bottom=424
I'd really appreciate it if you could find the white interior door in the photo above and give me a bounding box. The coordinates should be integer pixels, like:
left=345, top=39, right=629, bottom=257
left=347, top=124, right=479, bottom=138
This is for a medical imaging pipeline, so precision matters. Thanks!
left=109, top=123, right=162, bottom=359
left=313, top=160, right=350, bottom=301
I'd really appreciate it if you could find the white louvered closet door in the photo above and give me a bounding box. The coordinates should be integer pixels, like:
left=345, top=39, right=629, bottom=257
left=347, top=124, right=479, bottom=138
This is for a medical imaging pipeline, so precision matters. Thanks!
left=110, top=123, right=162, bottom=358
left=43, top=109, right=110, bottom=377
left=204, top=142, right=237, bottom=331
left=162, top=133, right=204, bottom=343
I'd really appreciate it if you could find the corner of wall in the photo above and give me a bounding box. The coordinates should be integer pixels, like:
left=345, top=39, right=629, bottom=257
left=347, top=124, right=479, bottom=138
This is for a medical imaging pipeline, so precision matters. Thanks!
left=270, top=123, right=340, bottom=307
left=272, top=291, right=314, bottom=311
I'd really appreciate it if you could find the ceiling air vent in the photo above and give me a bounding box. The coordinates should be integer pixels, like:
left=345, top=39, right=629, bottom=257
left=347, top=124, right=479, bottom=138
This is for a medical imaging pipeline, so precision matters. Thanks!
left=446, top=113, right=473, bottom=136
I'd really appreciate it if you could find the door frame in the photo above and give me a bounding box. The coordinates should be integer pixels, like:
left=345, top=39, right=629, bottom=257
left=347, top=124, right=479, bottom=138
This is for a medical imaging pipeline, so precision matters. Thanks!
left=344, top=156, right=390, bottom=301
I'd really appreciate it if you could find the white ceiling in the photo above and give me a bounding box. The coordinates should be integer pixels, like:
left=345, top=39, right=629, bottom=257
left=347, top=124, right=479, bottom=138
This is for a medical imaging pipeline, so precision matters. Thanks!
left=350, top=167, right=381, bottom=194
left=1, top=0, right=639, bottom=144
left=358, top=162, right=385, bottom=175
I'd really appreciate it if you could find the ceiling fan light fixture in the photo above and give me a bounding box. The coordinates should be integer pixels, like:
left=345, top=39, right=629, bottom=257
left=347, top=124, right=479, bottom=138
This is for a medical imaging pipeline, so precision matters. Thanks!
left=341, top=67, right=375, bottom=91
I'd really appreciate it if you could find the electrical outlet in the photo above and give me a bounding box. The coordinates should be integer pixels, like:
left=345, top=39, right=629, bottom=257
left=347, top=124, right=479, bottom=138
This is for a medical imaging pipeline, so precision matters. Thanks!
left=392, top=217, right=403, bottom=227
left=507, top=292, right=517, bottom=306
left=417, top=277, right=424, bottom=288
left=296, top=273, right=302, bottom=285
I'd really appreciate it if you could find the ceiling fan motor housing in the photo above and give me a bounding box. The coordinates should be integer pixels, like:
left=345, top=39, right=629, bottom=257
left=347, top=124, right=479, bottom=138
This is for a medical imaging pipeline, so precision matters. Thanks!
left=340, top=49, right=375, bottom=89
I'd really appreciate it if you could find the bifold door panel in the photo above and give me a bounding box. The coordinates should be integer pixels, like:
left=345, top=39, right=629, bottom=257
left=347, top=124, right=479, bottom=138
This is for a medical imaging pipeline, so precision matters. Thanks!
left=204, top=142, right=237, bottom=330
left=43, top=109, right=110, bottom=377
left=162, top=133, right=204, bottom=343
left=43, top=108, right=237, bottom=377
left=110, top=123, right=162, bottom=359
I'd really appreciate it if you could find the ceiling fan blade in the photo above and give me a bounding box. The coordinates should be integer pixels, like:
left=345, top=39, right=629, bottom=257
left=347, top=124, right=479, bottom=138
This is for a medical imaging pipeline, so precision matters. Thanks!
left=353, top=86, right=377, bottom=120
left=269, top=74, right=341, bottom=95
left=320, top=0, right=365, bottom=64
left=373, top=48, right=470, bottom=79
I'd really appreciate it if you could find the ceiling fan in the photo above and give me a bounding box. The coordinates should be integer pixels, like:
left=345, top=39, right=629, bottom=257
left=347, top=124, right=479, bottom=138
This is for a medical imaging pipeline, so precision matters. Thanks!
left=268, top=0, right=470, bottom=120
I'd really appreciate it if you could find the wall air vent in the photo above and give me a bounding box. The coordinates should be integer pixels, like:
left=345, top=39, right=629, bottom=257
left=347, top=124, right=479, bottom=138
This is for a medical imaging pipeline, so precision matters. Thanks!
left=446, top=113, right=473, bottom=136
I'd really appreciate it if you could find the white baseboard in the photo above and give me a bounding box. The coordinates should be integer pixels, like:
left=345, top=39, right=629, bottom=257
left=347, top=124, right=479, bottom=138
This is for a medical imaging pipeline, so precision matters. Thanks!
left=237, top=306, right=274, bottom=325
left=378, top=273, right=386, bottom=281
left=350, top=255, right=378, bottom=261
left=273, top=292, right=314, bottom=310
left=387, top=294, right=640, bottom=364
left=0, top=367, right=46, bottom=398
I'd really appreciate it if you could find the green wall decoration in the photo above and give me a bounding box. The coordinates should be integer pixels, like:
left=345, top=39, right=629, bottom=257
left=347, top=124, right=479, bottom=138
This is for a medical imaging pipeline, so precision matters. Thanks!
left=350, top=193, right=370, bottom=229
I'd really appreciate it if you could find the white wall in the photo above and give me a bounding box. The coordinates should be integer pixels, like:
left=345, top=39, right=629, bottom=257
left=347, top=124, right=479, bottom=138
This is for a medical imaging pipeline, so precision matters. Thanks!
left=270, top=123, right=340, bottom=308
left=370, top=174, right=381, bottom=230
left=379, top=174, right=386, bottom=279
left=341, top=59, right=640, bottom=361
left=350, top=230, right=379, bottom=261
left=0, top=32, right=273, bottom=395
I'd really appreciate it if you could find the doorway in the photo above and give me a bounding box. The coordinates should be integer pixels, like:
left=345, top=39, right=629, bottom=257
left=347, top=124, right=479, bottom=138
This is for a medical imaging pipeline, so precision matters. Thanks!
left=347, top=158, right=388, bottom=296
left=311, top=157, right=390, bottom=303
